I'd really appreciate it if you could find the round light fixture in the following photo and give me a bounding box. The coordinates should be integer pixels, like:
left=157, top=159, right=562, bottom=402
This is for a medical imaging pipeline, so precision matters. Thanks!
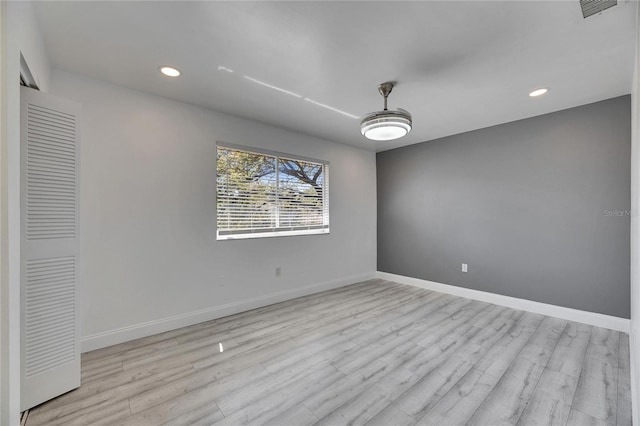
left=159, top=66, right=181, bottom=77
left=361, top=82, right=412, bottom=141
left=529, top=88, right=548, bottom=97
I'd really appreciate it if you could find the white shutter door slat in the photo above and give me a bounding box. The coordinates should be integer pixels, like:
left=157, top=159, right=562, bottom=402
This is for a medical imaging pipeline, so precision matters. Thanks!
left=21, top=87, right=81, bottom=410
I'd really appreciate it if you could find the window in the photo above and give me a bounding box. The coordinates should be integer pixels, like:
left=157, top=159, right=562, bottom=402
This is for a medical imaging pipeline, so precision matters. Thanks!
left=216, top=143, right=329, bottom=240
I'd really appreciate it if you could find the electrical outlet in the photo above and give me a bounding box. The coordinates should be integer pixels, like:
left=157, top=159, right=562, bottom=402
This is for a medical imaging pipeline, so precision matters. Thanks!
left=462, top=263, right=468, bottom=273
left=275, top=267, right=282, bottom=277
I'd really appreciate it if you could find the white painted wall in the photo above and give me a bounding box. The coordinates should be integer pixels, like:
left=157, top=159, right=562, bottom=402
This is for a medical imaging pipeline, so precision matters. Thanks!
left=6, top=1, right=49, bottom=92
left=2, top=1, right=50, bottom=424
left=48, top=70, right=377, bottom=351
left=630, top=3, right=640, bottom=424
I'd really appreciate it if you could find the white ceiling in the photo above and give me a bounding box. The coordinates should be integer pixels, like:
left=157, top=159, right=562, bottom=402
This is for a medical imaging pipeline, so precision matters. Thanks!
left=33, top=1, right=637, bottom=152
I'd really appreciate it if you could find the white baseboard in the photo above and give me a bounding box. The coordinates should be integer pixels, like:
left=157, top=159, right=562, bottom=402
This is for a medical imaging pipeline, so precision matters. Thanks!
left=81, top=272, right=376, bottom=352
left=377, top=271, right=630, bottom=333
left=630, top=324, right=638, bottom=426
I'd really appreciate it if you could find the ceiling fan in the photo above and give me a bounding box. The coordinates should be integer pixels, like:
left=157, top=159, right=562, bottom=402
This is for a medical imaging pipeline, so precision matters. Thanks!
left=360, top=82, right=412, bottom=141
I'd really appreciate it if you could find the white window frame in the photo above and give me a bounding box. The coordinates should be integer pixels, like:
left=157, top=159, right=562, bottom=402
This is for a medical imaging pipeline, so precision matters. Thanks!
left=216, top=142, right=330, bottom=240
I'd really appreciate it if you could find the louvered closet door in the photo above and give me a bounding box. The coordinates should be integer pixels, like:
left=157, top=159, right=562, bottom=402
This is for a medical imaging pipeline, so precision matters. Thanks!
left=20, top=86, right=81, bottom=410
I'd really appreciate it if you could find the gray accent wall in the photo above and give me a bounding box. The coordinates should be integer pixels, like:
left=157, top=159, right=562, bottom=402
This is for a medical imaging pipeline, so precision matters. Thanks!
left=377, top=95, right=631, bottom=318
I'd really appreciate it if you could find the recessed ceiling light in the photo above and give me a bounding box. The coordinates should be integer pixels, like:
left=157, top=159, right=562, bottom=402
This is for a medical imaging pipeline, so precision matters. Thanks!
left=529, top=88, right=548, bottom=97
left=159, top=66, right=181, bottom=77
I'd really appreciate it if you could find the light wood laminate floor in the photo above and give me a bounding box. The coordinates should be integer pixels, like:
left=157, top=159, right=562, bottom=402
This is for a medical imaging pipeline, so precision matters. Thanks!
left=25, top=279, right=632, bottom=426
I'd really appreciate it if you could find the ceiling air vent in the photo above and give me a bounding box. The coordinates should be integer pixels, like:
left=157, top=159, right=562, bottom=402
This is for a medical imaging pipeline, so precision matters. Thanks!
left=579, top=0, right=617, bottom=18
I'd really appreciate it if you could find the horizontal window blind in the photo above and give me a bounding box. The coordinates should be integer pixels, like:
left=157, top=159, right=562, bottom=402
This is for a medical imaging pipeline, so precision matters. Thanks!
left=217, top=145, right=329, bottom=239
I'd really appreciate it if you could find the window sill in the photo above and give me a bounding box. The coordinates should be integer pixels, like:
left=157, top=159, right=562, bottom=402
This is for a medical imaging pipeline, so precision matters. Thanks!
left=217, top=228, right=330, bottom=241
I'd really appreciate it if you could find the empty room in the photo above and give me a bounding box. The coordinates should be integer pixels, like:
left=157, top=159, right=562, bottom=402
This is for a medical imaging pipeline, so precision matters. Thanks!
left=1, top=1, right=640, bottom=425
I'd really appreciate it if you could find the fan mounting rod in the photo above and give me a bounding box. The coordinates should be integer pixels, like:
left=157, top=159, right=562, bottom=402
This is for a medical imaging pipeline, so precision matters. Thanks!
left=378, top=82, right=394, bottom=110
